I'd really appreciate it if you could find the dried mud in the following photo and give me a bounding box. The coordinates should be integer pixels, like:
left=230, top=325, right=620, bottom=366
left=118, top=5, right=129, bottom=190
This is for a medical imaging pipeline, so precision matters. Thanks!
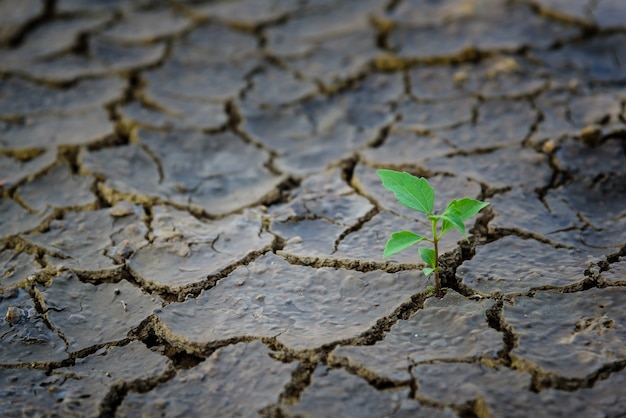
left=1, top=0, right=626, bottom=417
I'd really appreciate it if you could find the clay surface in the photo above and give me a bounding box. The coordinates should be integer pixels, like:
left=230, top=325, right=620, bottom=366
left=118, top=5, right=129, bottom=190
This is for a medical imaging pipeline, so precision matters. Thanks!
left=0, top=0, right=625, bottom=416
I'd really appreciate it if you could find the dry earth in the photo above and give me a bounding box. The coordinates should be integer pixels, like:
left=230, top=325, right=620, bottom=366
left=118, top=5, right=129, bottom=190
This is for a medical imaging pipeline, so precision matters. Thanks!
left=1, top=0, right=626, bottom=417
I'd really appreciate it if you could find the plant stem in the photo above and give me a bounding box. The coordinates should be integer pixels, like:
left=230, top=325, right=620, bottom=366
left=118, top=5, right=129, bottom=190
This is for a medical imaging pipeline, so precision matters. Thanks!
left=431, top=220, right=442, bottom=298
left=433, top=237, right=441, bottom=297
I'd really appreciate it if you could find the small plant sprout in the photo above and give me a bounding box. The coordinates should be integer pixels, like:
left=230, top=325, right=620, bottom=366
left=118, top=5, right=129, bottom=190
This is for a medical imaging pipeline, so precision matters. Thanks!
left=377, top=169, right=489, bottom=298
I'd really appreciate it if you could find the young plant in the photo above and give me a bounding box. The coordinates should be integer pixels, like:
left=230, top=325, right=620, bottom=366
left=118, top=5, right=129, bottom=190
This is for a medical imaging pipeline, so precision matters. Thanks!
left=377, top=169, right=489, bottom=298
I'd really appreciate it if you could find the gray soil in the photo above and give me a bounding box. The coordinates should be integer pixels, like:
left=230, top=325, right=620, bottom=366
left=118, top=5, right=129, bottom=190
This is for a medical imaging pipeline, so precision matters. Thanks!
left=1, top=0, right=626, bottom=417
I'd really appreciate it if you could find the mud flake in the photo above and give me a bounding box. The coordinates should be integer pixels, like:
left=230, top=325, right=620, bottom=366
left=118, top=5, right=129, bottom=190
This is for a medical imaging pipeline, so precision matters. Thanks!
left=569, top=93, right=622, bottom=128
left=154, top=253, right=422, bottom=351
left=138, top=129, right=284, bottom=215
left=0, top=77, right=125, bottom=118
left=533, top=91, right=624, bottom=144
left=244, top=65, right=318, bottom=107
left=332, top=291, right=501, bottom=381
left=42, top=341, right=171, bottom=416
left=360, top=131, right=455, bottom=165
left=532, top=0, right=626, bottom=29
left=424, top=146, right=551, bottom=190
left=15, top=162, right=96, bottom=212
left=505, top=287, right=626, bottom=378
left=17, top=38, right=166, bottom=83
left=463, top=56, right=547, bottom=99
left=128, top=206, right=272, bottom=291
left=439, top=99, right=535, bottom=151
left=600, top=260, right=626, bottom=284
left=264, top=0, right=384, bottom=56
left=107, top=218, right=149, bottom=264
left=0, top=108, right=114, bottom=152
left=61, top=340, right=169, bottom=388
left=580, top=217, right=626, bottom=255
left=386, top=0, right=481, bottom=26
left=83, top=130, right=283, bottom=215
left=284, top=30, right=378, bottom=89
left=555, top=139, right=626, bottom=180
left=273, top=218, right=344, bottom=257
left=148, top=205, right=220, bottom=244
left=304, top=74, right=400, bottom=131
left=0, top=368, right=67, bottom=416
left=269, top=168, right=373, bottom=225
left=80, top=36, right=166, bottom=73
left=190, top=0, right=301, bottom=26
left=395, top=96, right=476, bottom=132
left=387, top=399, right=457, bottom=418
left=269, top=168, right=375, bottom=259
left=562, top=175, right=626, bottom=224
left=144, top=57, right=256, bottom=102
left=0, top=16, right=110, bottom=67
left=537, top=366, right=626, bottom=416
left=100, top=9, right=192, bottom=44
left=0, top=341, right=169, bottom=416
left=79, top=144, right=162, bottom=202
left=22, top=207, right=147, bottom=275
left=0, top=198, right=48, bottom=238
left=0, top=0, right=43, bottom=44
left=118, top=341, right=295, bottom=417
left=37, top=271, right=161, bottom=353
left=0, top=250, right=42, bottom=291
left=0, top=288, right=67, bottom=364
left=488, top=187, right=583, bottom=248
left=56, top=0, right=139, bottom=13
left=593, top=0, right=626, bottom=28
left=532, top=90, right=576, bottom=143
left=344, top=72, right=405, bottom=106
left=560, top=174, right=626, bottom=249
left=284, top=366, right=408, bottom=417
left=242, top=77, right=397, bottom=175
left=242, top=104, right=312, bottom=154
left=0, top=148, right=57, bottom=189
left=246, top=116, right=367, bottom=175
left=457, top=236, right=589, bottom=294
left=409, top=54, right=550, bottom=101
left=143, top=23, right=258, bottom=101
left=533, top=33, right=626, bottom=83
left=528, top=0, right=591, bottom=24
left=390, top=2, right=578, bottom=59
left=175, top=22, right=258, bottom=63
left=410, top=362, right=586, bottom=417
left=408, top=65, right=468, bottom=101
left=119, top=95, right=227, bottom=131
left=108, top=201, right=140, bottom=218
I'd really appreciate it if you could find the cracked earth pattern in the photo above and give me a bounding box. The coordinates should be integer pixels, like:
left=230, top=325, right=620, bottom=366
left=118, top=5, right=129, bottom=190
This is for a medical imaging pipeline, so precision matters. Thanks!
left=1, top=0, right=626, bottom=417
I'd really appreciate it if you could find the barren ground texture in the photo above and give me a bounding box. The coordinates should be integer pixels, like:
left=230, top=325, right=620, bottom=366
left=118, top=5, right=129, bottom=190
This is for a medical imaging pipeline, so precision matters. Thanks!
left=1, top=0, right=626, bottom=417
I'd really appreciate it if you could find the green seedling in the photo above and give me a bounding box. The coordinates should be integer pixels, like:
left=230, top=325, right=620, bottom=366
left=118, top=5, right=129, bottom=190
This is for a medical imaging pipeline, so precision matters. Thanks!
left=377, top=169, right=489, bottom=298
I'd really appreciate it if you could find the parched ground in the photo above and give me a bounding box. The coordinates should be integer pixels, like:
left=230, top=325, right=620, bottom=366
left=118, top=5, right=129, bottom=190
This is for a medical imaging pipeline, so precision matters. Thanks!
left=1, top=0, right=626, bottom=417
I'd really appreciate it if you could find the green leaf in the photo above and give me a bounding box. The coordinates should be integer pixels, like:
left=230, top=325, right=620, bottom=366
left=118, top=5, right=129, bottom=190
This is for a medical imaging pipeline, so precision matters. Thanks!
left=427, top=285, right=436, bottom=292
left=441, top=211, right=467, bottom=239
left=418, top=247, right=436, bottom=268
left=377, top=169, right=435, bottom=214
left=382, top=231, right=426, bottom=258
left=451, top=198, right=490, bottom=221
left=441, top=198, right=490, bottom=236
left=423, top=267, right=435, bottom=277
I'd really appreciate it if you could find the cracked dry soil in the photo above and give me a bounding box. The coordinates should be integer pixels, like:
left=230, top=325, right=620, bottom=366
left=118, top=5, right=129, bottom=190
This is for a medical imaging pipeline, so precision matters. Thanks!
left=1, top=0, right=626, bottom=417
